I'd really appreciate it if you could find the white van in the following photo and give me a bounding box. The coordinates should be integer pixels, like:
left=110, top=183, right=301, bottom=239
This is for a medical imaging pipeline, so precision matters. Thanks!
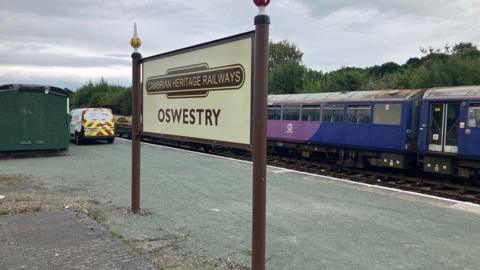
left=69, top=108, right=115, bottom=144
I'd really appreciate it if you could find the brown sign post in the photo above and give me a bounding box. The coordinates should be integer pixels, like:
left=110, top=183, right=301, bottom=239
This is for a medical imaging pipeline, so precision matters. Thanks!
left=251, top=1, right=270, bottom=269
left=130, top=23, right=142, bottom=213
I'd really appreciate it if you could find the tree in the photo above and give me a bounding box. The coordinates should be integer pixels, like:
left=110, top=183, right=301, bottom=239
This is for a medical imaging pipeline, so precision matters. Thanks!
left=269, top=40, right=303, bottom=72
left=267, top=40, right=305, bottom=94
left=70, top=78, right=132, bottom=115
left=320, top=68, right=367, bottom=92
left=452, top=42, right=477, bottom=54
left=404, top=57, right=422, bottom=68
left=268, top=60, right=306, bottom=94
left=303, top=69, right=323, bottom=93
left=367, top=62, right=402, bottom=78
left=71, top=41, right=480, bottom=102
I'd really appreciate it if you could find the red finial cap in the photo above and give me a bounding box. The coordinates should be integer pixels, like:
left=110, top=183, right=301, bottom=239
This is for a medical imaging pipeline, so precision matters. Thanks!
left=253, top=0, right=270, bottom=7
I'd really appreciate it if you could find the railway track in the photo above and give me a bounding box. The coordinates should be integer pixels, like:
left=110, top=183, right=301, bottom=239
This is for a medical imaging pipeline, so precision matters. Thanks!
left=212, top=149, right=480, bottom=204
left=130, top=136, right=480, bottom=204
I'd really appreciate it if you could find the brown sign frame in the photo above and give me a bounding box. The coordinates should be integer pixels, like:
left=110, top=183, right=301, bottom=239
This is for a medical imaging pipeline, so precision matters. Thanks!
left=140, top=31, right=255, bottom=150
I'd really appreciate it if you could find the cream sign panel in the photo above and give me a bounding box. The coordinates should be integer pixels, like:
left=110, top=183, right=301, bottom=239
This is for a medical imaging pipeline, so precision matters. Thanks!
left=142, top=33, right=253, bottom=147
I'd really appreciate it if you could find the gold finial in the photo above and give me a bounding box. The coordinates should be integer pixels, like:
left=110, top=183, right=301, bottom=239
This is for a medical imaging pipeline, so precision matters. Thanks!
left=130, top=22, right=142, bottom=52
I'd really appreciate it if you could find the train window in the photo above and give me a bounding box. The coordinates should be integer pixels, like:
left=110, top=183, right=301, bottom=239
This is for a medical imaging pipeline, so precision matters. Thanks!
left=268, top=105, right=282, bottom=120
left=282, top=106, right=300, bottom=121
left=301, top=105, right=321, bottom=121
left=373, top=104, right=402, bottom=125
left=322, top=104, right=344, bottom=122
left=347, top=105, right=371, bottom=124
left=468, top=103, right=480, bottom=127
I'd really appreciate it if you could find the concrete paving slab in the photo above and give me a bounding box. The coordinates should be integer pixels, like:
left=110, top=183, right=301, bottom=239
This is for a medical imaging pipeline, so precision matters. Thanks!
left=0, top=139, right=479, bottom=269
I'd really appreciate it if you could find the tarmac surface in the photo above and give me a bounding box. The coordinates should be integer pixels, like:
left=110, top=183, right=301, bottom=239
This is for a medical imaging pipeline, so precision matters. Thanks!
left=1, top=139, right=480, bottom=269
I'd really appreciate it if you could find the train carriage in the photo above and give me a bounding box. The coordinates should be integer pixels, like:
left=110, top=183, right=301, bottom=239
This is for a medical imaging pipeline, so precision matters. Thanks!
left=116, top=85, right=480, bottom=181
left=267, top=89, right=424, bottom=169
left=418, top=86, right=480, bottom=178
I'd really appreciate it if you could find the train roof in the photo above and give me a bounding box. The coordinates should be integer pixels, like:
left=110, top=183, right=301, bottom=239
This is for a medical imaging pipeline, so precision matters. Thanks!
left=0, top=84, right=69, bottom=97
left=268, top=89, right=422, bottom=104
left=423, top=86, right=480, bottom=100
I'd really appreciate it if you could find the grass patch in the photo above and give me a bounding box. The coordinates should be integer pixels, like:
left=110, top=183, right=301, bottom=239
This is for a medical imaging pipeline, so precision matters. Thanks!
left=111, top=230, right=123, bottom=239
left=82, top=206, right=123, bottom=239
left=15, top=205, right=42, bottom=214
left=14, top=195, right=33, bottom=202
left=0, top=205, right=42, bottom=215
left=85, top=207, right=108, bottom=224
left=149, top=251, right=248, bottom=270
left=0, top=175, right=20, bottom=185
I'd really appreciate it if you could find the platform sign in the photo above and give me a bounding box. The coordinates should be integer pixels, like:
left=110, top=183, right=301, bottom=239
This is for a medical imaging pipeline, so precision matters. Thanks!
left=142, top=32, right=254, bottom=149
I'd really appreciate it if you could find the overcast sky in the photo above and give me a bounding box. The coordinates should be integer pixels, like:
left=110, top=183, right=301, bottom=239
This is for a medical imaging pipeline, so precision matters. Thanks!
left=1, top=0, right=480, bottom=90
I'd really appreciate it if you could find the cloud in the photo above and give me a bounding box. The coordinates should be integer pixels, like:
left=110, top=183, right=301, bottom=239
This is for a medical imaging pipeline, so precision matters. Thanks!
left=0, top=65, right=130, bottom=90
left=0, top=0, right=257, bottom=89
left=273, top=0, right=480, bottom=71
left=296, top=0, right=467, bottom=18
left=1, top=0, right=480, bottom=89
left=0, top=41, right=130, bottom=66
left=0, top=0, right=196, bottom=20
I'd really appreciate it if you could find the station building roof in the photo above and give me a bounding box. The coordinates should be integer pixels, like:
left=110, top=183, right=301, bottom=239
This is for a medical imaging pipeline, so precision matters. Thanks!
left=423, top=85, right=480, bottom=100
left=0, top=84, right=69, bottom=97
left=268, top=89, right=423, bottom=105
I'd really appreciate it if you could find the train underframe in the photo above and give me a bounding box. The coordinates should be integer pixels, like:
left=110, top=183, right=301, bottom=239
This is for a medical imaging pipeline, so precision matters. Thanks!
left=117, top=128, right=480, bottom=181
left=418, top=154, right=480, bottom=180
left=267, top=140, right=415, bottom=170
left=268, top=140, right=480, bottom=181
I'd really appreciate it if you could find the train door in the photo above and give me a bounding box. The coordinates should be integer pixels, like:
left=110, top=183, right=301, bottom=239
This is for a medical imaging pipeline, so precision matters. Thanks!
left=459, top=102, right=480, bottom=157
left=428, top=103, right=460, bottom=153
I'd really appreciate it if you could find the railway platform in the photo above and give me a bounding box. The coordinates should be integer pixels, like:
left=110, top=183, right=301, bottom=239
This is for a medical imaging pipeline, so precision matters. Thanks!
left=0, top=139, right=479, bottom=269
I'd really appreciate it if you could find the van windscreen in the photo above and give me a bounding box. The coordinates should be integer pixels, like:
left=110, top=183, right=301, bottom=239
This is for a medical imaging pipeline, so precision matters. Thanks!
left=84, top=109, right=113, bottom=123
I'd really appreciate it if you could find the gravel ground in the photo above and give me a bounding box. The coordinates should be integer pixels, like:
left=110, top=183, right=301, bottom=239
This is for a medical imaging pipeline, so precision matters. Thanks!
left=1, top=139, right=480, bottom=269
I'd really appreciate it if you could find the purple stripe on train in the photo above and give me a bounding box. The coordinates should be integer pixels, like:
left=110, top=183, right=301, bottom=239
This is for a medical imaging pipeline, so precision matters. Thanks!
left=267, top=120, right=321, bottom=142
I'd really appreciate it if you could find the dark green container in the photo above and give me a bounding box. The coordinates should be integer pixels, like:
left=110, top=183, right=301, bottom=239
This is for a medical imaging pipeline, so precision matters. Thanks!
left=0, top=84, right=70, bottom=152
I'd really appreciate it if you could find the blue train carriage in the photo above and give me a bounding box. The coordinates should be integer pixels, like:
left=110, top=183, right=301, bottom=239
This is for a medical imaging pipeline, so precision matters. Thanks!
left=267, top=89, right=424, bottom=169
left=418, top=86, right=480, bottom=178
